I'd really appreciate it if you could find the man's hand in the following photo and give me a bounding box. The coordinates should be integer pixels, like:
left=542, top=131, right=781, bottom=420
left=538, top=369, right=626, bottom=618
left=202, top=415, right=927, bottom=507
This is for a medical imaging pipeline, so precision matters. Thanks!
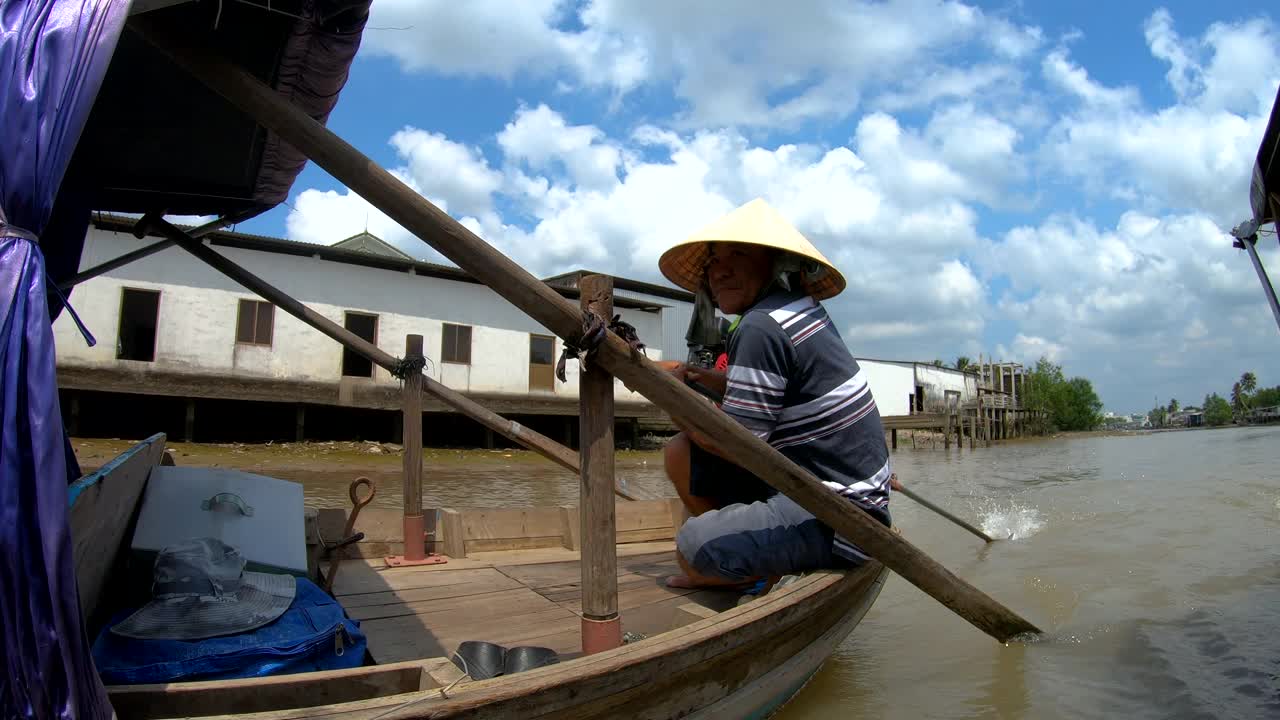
left=656, top=360, right=689, bottom=381
left=686, top=366, right=728, bottom=397
left=889, top=473, right=903, bottom=492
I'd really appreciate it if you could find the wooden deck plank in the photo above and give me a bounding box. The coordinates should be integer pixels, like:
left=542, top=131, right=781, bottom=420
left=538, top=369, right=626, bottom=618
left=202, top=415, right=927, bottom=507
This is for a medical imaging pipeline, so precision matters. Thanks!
left=333, top=541, right=675, bottom=576
left=348, top=586, right=544, bottom=622
left=334, top=543, right=720, bottom=668
left=332, top=565, right=515, bottom=596
left=336, top=573, right=522, bottom=609
left=362, top=606, right=578, bottom=663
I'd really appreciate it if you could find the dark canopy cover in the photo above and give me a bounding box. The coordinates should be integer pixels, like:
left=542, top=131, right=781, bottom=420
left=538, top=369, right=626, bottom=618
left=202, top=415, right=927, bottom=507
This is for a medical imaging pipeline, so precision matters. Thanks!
left=1251, top=84, right=1280, bottom=226
left=1, top=1, right=368, bottom=716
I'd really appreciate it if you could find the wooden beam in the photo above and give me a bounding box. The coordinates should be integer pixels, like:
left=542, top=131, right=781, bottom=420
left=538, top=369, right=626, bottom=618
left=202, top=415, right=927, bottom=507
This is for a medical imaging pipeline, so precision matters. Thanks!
left=579, top=275, right=620, bottom=653
left=138, top=216, right=632, bottom=502
left=57, top=210, right=255, bottom=292
left=132, top=24, right=1040, bottom=642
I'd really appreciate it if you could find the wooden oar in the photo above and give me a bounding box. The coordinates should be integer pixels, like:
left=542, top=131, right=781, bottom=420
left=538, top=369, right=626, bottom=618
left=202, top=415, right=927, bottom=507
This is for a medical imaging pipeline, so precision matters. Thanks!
left=893, top=478, right=999, bottom=543
left=133, top=19, right=1041, bottom=643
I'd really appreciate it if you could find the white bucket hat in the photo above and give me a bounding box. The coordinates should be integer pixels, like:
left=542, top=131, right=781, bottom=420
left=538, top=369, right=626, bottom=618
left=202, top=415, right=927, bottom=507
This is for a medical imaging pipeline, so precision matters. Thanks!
left=659, top=198, right=846, bottom=301
left=111, top=537, right=295, bottom=641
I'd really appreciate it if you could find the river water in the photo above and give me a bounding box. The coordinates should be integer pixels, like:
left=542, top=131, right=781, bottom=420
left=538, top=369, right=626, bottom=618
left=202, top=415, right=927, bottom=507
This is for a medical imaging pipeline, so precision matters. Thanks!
left=286, top=426, right=1280, bottom=719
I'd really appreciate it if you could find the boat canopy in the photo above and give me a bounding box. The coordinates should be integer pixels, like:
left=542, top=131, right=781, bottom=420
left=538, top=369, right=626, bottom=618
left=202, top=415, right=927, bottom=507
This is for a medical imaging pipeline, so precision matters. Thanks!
left=0, top=2, right=369, bottom=716
left=1250, top=84, right=1280, bottom=226
left=48, top=0, right=371, bottom=287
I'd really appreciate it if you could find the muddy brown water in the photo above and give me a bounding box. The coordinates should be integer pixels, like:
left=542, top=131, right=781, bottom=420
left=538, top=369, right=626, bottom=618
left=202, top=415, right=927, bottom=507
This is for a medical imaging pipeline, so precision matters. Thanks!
left=75, top=426, right=1280, bottom=718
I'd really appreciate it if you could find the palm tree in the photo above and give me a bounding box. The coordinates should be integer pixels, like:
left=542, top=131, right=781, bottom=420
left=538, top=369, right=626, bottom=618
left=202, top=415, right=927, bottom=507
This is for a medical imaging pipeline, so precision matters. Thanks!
left=1241, top=372, right=1257, bottom=405
left=955, top=356, right=971, bottom=371
left=1231, top=382, right=1245, bottom=414
left=1167, top=398, right=1179, bottom=416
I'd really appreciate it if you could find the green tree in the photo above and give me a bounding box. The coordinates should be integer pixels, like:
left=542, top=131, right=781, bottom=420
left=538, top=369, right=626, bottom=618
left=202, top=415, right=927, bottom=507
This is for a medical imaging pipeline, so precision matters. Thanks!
left=1203, top=393, right=1233, bottom=426
left=1167, top=398, right=1179, bottom=416
left=1231, top=382, right=1246, bottom=414
left=955, top=356, right=971, bottom=371
left=1052, top=377, right=1103, bottom=430
left=932, top=359, right=944, bottom=367
left=1241, top=372, right=1257, bottom=395
left=1253, top=385, right=1280, bottom=408
left=1020, top=356, right=1102, bottom=432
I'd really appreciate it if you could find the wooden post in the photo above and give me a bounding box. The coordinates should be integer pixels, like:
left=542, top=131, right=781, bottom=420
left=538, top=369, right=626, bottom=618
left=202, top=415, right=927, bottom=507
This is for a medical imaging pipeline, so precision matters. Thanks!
left=579, top=275, right=621, bottom=654
left=891, top=428, right=898, bottom=450
left=944, top=413, right=952, bottom=449
left=295, top=404, right=305, bottom=442
left=439, top=509, right=466, bottom=559
left=136, top=25, right=1042, bottom=641
left=387, top=335, right=444, bottom=567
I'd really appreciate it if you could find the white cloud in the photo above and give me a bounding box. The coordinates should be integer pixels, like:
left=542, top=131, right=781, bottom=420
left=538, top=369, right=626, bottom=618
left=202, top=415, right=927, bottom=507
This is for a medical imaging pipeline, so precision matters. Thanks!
left=983, top=210, right=1280, bottom=408
left=497, top=104, right=621, bottom=190
left=360, top=0, right=1042, bottom=129
left=1040, top=14, right=1278, bottom=225
left=388, top=129, right=503, bottom=219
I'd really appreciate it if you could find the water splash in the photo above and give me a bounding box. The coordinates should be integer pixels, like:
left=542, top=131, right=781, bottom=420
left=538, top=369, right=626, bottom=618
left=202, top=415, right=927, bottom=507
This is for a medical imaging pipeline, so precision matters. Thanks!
left=977, top=501, right=1045, bottom=540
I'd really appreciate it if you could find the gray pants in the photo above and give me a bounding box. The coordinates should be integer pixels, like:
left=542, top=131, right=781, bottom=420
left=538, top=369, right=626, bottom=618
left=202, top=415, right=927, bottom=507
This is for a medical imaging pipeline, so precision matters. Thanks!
left=676, top=493, right=850, bottom=581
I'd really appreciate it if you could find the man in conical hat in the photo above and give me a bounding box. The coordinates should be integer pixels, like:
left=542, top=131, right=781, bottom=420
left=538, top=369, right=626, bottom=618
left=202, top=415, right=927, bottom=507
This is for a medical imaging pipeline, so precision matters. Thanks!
left=658, top=198, right=892, bottom=589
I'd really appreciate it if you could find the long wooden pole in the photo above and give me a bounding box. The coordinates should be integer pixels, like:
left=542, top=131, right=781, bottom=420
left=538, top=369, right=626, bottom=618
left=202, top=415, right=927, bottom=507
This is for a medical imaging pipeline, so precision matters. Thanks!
left=579, top=275, right=620, bottom=654
left=133, top=22, right=1041, bottom=642
left=897, top=484, right=997, bottom=543
left=402, top=335, right=426, bottom=561
left=140, top=216, right=634, bottom=501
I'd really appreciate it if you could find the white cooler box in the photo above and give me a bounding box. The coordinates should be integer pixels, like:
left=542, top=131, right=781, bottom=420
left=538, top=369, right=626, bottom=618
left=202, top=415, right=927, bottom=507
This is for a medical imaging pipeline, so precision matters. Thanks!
left=130, top=466, right=307, bottom=577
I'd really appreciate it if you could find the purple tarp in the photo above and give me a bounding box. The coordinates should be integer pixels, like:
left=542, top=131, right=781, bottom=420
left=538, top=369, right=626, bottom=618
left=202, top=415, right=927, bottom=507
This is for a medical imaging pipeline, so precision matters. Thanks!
left=1, top=1, right=128, bottom=717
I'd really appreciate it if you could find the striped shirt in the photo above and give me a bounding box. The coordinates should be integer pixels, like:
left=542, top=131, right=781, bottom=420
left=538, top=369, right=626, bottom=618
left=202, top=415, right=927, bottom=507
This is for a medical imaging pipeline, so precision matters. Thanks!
left=722, top=289, right=891, bottom=561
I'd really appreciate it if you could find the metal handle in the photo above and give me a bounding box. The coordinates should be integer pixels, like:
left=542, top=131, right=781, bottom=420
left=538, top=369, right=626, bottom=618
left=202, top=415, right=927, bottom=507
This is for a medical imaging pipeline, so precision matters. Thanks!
left=201, top=492, right=254, bottom=516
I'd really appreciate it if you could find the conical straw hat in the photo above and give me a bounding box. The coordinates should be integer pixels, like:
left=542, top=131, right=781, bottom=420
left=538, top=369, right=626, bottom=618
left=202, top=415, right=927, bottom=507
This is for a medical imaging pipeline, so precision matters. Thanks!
left=659, top=198, right=846, bottom=301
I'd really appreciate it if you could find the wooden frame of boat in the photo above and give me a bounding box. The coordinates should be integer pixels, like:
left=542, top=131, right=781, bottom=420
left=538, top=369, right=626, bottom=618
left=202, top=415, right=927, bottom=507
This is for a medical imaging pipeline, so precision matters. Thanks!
left=73, top=433, right=888, bottom=719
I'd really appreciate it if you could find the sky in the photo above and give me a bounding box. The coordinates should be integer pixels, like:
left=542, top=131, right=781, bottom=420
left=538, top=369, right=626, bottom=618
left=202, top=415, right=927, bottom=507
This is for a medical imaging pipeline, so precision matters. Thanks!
left=231, top=0, right=1280, bottom=415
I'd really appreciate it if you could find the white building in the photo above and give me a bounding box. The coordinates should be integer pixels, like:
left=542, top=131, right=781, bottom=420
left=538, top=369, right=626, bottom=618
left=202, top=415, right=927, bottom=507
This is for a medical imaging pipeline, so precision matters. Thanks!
left=856, top=359, right=980, bottom=417
left=53, top=216, right=694, bottom=445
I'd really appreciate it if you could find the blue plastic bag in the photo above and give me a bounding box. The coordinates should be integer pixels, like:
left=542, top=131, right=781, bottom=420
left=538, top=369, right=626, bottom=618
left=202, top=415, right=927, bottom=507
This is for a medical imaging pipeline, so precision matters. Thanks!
left=92, top=578, right=366, bottom=684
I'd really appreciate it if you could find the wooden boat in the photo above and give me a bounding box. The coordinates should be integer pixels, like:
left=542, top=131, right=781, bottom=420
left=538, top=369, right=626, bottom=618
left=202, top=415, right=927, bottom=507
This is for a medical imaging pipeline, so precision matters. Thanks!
left=72, top=433, right=888, bottom=719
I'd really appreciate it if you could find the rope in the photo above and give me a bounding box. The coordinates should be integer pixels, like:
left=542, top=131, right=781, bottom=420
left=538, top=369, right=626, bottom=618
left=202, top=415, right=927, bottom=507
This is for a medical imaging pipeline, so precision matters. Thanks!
left=556, top=313, right=647, bottom=382
left=390, top=354, right=429, bottom=380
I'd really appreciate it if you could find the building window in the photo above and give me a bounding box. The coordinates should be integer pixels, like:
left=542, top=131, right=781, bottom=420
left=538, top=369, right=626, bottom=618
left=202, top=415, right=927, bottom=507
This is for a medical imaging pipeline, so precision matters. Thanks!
left=117, top=288, right=160, bottom=362
left=915, top=385, right=925, bottom=412
left=342, top=311, right=378, bottom=377
left=235, top=299, right=274, bottom=346
left=529, top=334, right=556, bottom=392
left=442, top=323, right=472, bottom=364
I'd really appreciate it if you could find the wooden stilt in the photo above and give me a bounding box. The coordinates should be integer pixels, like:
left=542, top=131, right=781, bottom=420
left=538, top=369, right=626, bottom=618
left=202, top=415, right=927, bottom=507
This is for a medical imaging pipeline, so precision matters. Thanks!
left=133, top=25, right=1041, bottom=641
left=295, top=404, right=305, bottom=442
left=184, top=399, right=195, bottom=442
left=69, top=392, right=81, bottom=437
left=579, top=276, right=620, bottom=654
left=891, top=428, right=898, bottom=451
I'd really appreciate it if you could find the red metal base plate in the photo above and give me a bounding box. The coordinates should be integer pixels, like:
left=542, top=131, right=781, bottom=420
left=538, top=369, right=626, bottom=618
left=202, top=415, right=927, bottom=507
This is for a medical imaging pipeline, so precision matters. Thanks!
left=384, top=554, right=449, bottom=567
